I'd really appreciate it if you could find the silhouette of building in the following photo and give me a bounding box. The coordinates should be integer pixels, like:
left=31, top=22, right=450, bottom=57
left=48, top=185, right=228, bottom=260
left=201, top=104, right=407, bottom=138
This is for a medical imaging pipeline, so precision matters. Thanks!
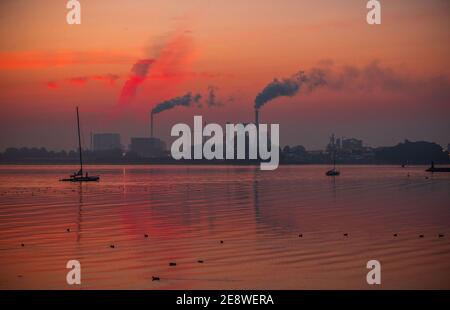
left=324, top=134, right=374, bottom=163
left=129, top=137, right=166, bottom=158
left=93, top=133, right=121, bottom=151
left=326, top=134, right=338, bottom=154
left=341, top=138, right=363, bottom=153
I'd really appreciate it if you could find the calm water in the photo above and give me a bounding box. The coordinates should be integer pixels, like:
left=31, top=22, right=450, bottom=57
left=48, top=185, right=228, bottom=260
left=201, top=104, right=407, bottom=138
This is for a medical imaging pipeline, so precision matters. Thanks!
left=0, top=165, right=449, bottom=289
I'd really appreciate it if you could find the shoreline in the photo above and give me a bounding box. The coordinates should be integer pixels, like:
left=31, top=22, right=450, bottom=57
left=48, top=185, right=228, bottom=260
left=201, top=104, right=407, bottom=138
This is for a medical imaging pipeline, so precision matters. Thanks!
left=0, top=161, right=447, bottom=167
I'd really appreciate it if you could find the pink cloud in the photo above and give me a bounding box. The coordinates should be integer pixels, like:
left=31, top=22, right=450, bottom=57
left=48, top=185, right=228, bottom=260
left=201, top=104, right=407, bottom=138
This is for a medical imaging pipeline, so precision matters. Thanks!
left=46, top=81, right=58, bottom=89
left=0, top=50, right=135, bottom=70
left=45, top=74, right=121, bottom=89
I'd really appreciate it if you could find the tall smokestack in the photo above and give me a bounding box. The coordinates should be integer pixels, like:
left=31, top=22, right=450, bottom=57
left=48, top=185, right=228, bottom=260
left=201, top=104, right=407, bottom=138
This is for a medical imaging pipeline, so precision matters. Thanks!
left=255, top=108, right=259, bottom=158
left=150, top=112, right=154, bottom=138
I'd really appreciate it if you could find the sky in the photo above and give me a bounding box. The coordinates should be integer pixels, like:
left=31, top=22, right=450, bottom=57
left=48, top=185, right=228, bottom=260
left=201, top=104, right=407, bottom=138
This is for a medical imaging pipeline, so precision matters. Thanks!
left=0, top=0, right=449, bottom=151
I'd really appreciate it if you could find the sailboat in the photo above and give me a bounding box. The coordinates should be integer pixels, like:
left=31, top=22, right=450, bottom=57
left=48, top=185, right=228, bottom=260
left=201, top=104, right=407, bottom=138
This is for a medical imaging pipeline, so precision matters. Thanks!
left=60, top=107, right=100, bottom=182
left=326, top=145, right=340, bottom=176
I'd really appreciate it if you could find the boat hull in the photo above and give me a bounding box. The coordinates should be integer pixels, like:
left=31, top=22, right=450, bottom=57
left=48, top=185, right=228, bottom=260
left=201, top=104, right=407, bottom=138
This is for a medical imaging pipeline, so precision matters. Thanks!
left=326, top=170, right=340, bottom=176
left=60, top=176, right=100, bottom=182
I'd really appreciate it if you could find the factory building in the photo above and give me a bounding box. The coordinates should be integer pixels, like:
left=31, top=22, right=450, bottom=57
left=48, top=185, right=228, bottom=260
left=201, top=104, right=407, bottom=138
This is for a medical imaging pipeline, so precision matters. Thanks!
left=129, top=137, right=166, bottom=158
left=93, top=133, right=121, bottom=151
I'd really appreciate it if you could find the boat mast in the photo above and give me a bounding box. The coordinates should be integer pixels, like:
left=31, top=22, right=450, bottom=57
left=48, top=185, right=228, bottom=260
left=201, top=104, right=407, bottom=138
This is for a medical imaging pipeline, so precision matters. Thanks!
left=76, top=106, right=83, bottom=175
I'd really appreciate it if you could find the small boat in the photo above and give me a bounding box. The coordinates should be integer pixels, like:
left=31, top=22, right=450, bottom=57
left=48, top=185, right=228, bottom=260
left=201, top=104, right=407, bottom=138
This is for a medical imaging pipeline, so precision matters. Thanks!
left=60, top=107, right=100, bottom=182
left=425, top=161, right=450, bottom=173
left=326, top=168, right=340, bottom=176
left=326, top=140, right=340, bottom=176
left=60, top=173, right=99, bottom=182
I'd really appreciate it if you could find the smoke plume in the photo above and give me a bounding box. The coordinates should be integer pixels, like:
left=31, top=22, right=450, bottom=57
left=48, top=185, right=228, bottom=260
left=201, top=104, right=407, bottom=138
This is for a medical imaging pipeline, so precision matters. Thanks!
left=118, top=59, right=154, bottom=104
left=205, top=86, right=224, bottom=107
left=152, top=92, right=202, bottom=114
left=117, top=29, right=195, bottom=106
left=254, top=70, right=326, bottom=109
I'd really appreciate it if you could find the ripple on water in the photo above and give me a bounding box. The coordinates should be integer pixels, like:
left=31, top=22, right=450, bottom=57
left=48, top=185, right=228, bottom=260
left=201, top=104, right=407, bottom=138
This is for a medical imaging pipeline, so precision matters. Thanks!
left=0, top=165, right=449, bottom=289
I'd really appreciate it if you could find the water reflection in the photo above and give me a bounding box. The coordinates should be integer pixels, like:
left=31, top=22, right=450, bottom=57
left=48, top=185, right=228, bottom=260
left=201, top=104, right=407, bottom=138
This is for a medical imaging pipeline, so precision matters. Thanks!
left=77, top=183, right=82, bottom=243
left=252, top=167, right=261, bottom=224
left=0, top=165, right=449, bottom=289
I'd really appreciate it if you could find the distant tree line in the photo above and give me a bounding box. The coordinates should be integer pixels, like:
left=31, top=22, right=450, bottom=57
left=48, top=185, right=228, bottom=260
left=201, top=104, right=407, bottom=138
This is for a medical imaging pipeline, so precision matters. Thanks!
left=0, top=147, right=124, bottom=163
left=0, top=140, right=448, bottom=165
left=374, top=140, right=449, bottom=165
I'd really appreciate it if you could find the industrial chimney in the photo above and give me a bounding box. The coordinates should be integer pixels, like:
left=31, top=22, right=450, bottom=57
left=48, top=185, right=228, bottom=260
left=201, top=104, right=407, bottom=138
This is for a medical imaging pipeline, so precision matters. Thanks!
left=150, top=112, right=154, bottom=138
left=255, top=108, right=260, bottom=158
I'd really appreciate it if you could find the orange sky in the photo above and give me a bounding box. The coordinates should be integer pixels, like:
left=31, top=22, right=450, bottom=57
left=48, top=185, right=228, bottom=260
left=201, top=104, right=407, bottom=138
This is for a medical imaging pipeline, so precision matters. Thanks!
left=0, top=0, right=449, bottom=150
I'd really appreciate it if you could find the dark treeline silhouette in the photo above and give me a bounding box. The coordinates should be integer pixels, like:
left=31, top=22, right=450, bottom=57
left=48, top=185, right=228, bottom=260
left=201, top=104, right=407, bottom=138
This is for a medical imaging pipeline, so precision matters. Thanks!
left=0, top=140, right=449, bottom=165
left=1, top=147, right=71, bottom=160
left=0, top=147, right=123, bottom=164
left=374, top=140, right=449, bottom=165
